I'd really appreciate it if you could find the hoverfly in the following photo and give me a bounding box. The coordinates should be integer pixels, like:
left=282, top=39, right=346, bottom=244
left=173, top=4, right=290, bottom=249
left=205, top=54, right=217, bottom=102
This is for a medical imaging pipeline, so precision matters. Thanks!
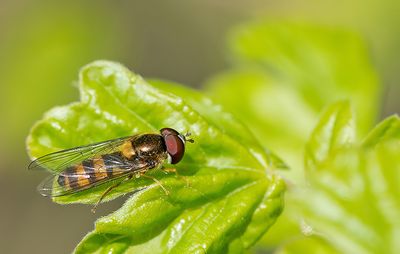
left=29, top=128, right=194, bottom=212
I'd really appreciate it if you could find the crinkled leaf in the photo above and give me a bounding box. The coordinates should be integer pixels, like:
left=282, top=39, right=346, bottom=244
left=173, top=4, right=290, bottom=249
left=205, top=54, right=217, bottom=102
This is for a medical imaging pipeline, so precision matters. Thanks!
left=304, top=101, right=355, bottom=172
left=26, top=61, right=285, bottom=253
left=75, top=174, right=284, bottom=254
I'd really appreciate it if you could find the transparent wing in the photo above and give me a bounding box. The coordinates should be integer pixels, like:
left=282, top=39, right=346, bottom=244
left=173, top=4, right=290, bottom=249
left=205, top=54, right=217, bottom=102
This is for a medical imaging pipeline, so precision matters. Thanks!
left=28, top=136, right=134, bottom=173
left=38, top=158, right=150, bottom=197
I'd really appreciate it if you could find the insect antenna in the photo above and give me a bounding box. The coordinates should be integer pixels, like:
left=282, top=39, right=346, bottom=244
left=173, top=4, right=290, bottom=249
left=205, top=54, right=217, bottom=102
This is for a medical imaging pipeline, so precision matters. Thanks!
left=184, top=132, right=194, bottom=143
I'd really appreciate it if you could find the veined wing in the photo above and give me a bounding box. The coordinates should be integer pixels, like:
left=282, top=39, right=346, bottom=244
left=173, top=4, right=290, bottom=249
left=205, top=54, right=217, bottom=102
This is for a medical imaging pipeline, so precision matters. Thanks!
left=28, top=135, right=135, bottom=173
left=38, top=157, right=150, bottom=197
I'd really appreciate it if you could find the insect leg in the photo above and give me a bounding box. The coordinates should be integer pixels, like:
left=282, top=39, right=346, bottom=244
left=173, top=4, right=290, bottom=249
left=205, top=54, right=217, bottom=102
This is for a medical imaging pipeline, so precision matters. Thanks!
left=163, top=167, right=179, bottom=175
left=163, top=167, right=191, bottom=187
left=91, top=175, right=133, bottom=213
left=140, top=174, right=169, bottom=195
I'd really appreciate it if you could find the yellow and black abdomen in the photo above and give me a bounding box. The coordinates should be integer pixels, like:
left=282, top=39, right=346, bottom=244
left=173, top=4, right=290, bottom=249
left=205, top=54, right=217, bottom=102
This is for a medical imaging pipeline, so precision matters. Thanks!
left=56, top=134, right=168, bottom=191
left=57, top=152, right=127, bottom=190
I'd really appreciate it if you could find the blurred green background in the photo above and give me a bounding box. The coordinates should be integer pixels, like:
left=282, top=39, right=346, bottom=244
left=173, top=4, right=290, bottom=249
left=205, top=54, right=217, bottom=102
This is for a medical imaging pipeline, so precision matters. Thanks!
left=0, top=1, right=399, bottom=253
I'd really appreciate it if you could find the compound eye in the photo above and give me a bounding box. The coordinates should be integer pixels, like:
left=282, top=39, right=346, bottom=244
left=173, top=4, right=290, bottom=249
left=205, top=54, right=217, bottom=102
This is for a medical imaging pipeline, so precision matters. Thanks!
left=164, top=134, right=185, bottom=164
left=160, top=128, right=180, bottom=137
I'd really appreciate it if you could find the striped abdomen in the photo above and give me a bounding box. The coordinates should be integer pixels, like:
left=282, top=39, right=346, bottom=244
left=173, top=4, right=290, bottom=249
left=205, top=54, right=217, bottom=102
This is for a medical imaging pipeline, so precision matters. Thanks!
left=57, top=135, right=167, bottom=190
left=57, top=152, right=129, bottom=190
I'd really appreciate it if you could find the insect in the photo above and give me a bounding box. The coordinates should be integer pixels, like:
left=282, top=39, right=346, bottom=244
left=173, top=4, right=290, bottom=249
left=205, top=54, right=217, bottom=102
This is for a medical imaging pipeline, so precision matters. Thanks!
left=29, top=127, right=194, bottom=212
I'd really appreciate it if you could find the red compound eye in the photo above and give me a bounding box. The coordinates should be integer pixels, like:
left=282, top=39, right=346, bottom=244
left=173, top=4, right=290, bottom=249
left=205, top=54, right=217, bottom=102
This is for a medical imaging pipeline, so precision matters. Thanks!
left=160, top=128, right=185, bottom=164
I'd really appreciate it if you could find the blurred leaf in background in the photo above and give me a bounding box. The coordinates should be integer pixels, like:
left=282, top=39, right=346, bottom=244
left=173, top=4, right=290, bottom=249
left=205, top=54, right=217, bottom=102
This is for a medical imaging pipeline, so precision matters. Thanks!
left=27, top=61, right=285, bottom=253
left=205, top=20, right=380, bottom=174
left=204, top=20, right=394, bottom=253
left=280, top=102, right=400, bottom=254
left=0, top=2, right=128, bottom=253
left=0, top=1, right=123, bottom=172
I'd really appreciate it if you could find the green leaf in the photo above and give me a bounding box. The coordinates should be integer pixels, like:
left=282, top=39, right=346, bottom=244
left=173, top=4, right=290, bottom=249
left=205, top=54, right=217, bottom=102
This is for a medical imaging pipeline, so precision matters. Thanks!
left=75, top=175, right=284, bottom=254
left=304, top=101, right=355, bottom=172
left=205, top=21, right=380, bottom=172
left=205, top=22, right=382, bottom=249
left=287, top=103, right=400, bottom=254
left=292, top=142, right=400, bottom=254
left=26, top=61, right=285, bottom=253
left=276, top=236, right=341, bottom=254
left=362, top=115, right=400, bottom=148
left=228, top=21, right=380, bottom=136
